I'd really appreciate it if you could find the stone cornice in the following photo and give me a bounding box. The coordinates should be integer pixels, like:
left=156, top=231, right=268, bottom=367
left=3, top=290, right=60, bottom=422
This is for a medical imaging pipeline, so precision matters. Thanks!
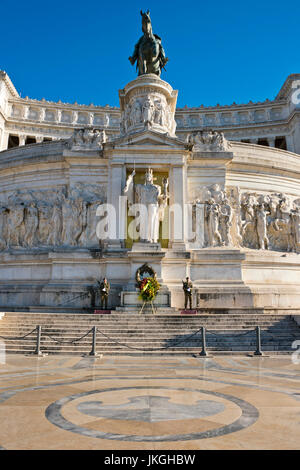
left=0, top=71, right=19, bottom=98
left=275, top=73, right=300, bottom=100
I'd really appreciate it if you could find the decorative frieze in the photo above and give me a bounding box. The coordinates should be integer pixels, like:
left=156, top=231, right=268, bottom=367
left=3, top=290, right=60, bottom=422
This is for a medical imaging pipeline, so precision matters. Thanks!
left=67, top=128, right=107, bottom=150
left=0, top=184, right=106, bottom=251
left=187, top=130, right=232, bottom=152
left=190, top=184, right=300, bottom=253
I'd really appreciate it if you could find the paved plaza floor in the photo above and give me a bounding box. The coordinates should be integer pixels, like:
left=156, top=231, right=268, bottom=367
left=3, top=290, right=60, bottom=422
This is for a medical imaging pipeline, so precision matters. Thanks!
left=0, top=353, right=299, bottom=450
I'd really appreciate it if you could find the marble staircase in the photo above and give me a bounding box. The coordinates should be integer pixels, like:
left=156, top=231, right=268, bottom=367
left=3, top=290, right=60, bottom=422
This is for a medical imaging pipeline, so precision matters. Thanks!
left=0, top=311, right=300, bottom=356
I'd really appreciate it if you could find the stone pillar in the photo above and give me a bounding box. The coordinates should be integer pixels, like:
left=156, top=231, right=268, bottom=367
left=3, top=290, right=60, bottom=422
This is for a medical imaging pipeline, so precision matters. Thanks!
left=36, top=136, right=43, bottom=144
left=265, top=108, right=272, bottom=121
left=106, top=163, right=123, bottom=249
left=56, top=110, right=62, bottom=123
left=19, top=134, right=26, bottom=146
left=195, top=203, right=205, bottom=247
left=286, top=134, right=294, bottom=152
left=169, top=164, right=188, bottom=250
left=23, top=106, right=29, bottom=120
left=2, top=131, right=9, bottom=150
left=232, top=112, right=239, bottom=124
left=268, top=137, right=276, bottom=148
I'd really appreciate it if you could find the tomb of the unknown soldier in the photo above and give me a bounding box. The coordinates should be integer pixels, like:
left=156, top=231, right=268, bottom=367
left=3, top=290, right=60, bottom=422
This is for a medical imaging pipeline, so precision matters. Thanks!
left=1, top=6, right=300, bottom=453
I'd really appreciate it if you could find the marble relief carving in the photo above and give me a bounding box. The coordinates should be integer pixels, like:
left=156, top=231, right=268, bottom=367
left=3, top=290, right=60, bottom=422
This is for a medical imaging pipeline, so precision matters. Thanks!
left=191, top=184, right=300, bottom=253
left=120, top=93, right=176, bottom=136
left=67, top=128, right=107, bottom=150
left=0, top=184, right=106, bottom=251
left=187, top=130, right=232, bottom=152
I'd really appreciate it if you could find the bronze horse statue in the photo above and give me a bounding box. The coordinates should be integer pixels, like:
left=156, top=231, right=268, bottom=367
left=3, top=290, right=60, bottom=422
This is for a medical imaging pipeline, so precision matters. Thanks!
left=129, top=10, right=168, bottom=77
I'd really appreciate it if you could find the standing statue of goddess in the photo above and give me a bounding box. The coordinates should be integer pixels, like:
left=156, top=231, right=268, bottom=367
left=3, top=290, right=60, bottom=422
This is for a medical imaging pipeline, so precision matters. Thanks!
left=123, top=168, right=168, bottom=243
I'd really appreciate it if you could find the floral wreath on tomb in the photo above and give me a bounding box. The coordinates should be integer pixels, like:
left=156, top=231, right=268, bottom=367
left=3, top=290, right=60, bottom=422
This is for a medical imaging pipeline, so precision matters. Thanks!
left=136, top=264, right=160, bottom=312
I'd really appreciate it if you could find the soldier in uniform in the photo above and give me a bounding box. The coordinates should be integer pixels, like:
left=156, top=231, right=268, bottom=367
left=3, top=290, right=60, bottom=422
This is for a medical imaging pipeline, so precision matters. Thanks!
left=99, top=277, right=110, bottom=309
left=182, top=277, right=193, bottom=310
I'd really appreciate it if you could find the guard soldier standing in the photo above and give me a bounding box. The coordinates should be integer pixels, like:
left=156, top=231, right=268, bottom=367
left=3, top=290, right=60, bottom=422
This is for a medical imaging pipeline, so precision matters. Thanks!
left=99, top=277, right=110, bottom=310
left=182, top=277, right=193, bottom=310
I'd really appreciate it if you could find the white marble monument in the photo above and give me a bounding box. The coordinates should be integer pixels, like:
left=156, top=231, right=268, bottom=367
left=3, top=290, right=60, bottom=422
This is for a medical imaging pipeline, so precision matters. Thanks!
left=1, top=71, right=300, bottom=312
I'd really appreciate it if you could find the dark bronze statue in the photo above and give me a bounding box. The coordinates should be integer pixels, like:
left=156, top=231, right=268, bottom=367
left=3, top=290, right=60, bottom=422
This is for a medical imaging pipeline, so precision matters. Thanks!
left=129, top=10, right=168, bottom=77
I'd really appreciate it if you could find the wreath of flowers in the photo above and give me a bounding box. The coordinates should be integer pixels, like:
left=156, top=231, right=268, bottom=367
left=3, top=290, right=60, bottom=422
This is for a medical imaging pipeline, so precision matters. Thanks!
left=136, top=264, right=160, bottom=302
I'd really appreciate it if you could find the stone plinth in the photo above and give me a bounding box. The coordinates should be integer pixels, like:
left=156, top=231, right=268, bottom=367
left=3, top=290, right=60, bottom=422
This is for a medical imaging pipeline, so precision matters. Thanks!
left=118, top=74, right=178, bottom=137
left=120, top=290, right=171, bottom=308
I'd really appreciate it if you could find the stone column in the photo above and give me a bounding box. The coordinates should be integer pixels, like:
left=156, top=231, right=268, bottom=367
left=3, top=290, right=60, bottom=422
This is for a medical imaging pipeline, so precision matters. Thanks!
left=285, top=134, right=294, bottom=152
left=106, top=163, right=123, bottom=249
left=2, top=131, right=9, bottom=150
left=195, top=202, right=205, bottom=247
left=169, top=164, right=188, bottom=250
left=19, top=134, right=26, bottom=146
left=268, top=137, right=276, bottom=148
left=265, top=108, right=272, bottom=121
left=23, top=106, right=29, bottom=119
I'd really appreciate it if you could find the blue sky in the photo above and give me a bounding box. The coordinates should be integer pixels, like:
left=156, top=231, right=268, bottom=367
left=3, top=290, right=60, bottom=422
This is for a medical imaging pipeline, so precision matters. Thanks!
left=2, top=0, right=299, bottom=108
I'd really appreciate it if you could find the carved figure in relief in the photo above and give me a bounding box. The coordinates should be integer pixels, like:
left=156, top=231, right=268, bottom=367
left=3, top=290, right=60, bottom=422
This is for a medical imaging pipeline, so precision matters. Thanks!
left=61, top=194, right=74, bottom=246
left=47, top=205, right=62, bottom=246
left=7, top=205, right=24, bottom=247
left=130, top=101, right=142, bottom=125
left=210, top=184, right=226, bottom=204
left=154, top=99, right=163, bottom=125
left=255, top=204, right=269, bottom=250
left=229, top=187, right=243, bottom=245
left=241, top=194, right=256, bottom=236
left=142, top=96, right=155, bottom=124
left=37, top=204, right=52, bottom=245
left=0, top=207, right=7, bottom=250
left=290, top=207, right=300, bottom=252
left=72, top=198, right=87, bottom=245
left=24, top=202, right=39, bottom=247
left=206, top=199, right=222, bottom=247
left=220, top=198, right=233, bottom=246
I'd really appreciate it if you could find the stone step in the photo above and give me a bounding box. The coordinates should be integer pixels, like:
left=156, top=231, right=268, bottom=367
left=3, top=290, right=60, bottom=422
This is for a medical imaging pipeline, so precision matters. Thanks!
left=1, top=317, right=295, bottom=324
left=1, top=312, right=298, bottom=355
left=1, top=328, right=297, bottom=336
left=2, top=312, right=298, bottom=318
left=1, top=324, right=297, bottom=332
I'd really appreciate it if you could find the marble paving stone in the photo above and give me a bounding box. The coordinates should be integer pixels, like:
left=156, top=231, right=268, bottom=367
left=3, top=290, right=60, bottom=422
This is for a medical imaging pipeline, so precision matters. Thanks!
left=0, top=354, right=300, bottom=449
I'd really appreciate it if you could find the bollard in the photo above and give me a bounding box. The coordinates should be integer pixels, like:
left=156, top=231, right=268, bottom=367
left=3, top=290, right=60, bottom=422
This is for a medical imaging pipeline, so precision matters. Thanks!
left=34, top=325, right=43, bottom=356
left=254, top=325, right=263, bottom=356
left=89, top=326, right=98, bottom=356
left=200, top=326, right=208, bottom=356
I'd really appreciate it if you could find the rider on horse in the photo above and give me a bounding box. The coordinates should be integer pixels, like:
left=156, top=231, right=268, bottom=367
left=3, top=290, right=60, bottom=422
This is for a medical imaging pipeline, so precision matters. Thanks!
left=129, top=10, right=168, bottom=77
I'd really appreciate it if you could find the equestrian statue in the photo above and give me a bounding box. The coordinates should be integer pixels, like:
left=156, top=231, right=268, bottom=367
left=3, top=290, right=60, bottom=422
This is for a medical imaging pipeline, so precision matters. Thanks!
left=129, top=10, right=169, bottom=77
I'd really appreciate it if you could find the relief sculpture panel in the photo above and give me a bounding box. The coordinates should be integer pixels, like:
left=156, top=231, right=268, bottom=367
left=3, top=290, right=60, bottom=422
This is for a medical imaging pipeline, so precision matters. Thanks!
left=0, top=183, right=106, bottom=251
left=191, top=184, right=300, bottom=253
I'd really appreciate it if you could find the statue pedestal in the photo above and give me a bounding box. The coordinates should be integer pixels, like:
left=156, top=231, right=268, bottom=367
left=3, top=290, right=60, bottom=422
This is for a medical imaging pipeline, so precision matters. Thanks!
left=120, top=289, right=171, bottom=308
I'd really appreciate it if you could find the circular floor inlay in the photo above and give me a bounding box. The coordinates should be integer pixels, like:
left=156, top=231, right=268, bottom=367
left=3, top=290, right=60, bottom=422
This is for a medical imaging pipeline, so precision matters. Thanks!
left=77, top=396, right=225, bottom=422
left=45, top=386, right=259, bottom=442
